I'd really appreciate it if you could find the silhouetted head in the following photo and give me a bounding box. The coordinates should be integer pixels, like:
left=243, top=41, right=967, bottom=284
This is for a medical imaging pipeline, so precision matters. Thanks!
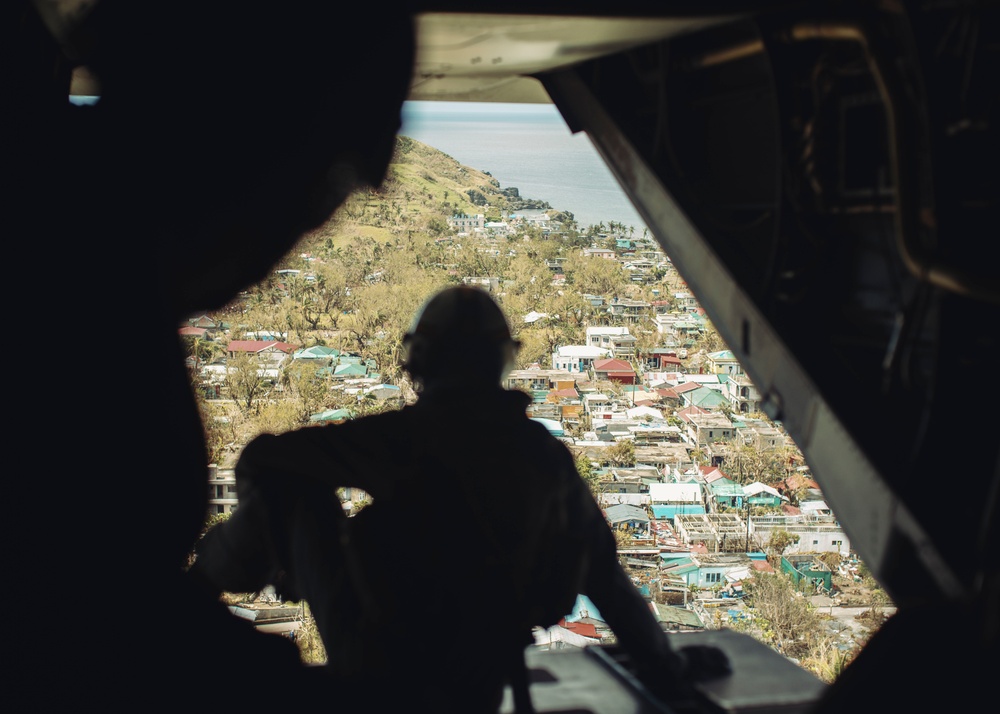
left=403, top=287, right=520, bottom=389
left=72, top=2, right=416, bottom=316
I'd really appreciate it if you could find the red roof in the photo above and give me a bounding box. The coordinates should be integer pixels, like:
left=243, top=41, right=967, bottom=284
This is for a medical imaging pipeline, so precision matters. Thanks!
left=558, top=619, right=599, bottom=639
left=179, top=326, right=207, bottom=337
left=674, top=381, right=702, bottom=393
left=549, top=387, right=579, bottom=399
left=751, top=560, right=775, bottom=573
left=657, top=388, right=679, bottom=399
left=593, top=358, right=634, bottom=372
left=701, top=467, right=730, bottom=483
left=782, top=474, right=820, bottom=492
left=675, top=405, right=708, bottom=422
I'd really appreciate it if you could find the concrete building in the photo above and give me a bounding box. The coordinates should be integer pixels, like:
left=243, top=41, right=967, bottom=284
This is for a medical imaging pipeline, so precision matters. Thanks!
left=207, top=465, right=238, bottom=516
left=448, top=213, right=485, bottom=233
left=686, top=412, right=735, bottom=447
left=552, top=345, right=610, bottom=373
left=585, top=326, right=637, bottom=358
left=750, top=514, right=851, bottom=556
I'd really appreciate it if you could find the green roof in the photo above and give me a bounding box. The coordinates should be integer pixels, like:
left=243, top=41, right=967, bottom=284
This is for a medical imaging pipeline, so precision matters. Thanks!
left=333, top=363, right=367, bottom=376
left=309, top=408, right=353, bottom=422
left=708, top=480, right=745, bottom=496
left=664, top=562, right=699, bottom=575
left=689, top=387, right=729, bottom=408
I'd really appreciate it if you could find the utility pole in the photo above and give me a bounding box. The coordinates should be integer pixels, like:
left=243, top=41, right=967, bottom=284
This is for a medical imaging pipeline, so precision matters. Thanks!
left=745, top=498, right=751, bottom=552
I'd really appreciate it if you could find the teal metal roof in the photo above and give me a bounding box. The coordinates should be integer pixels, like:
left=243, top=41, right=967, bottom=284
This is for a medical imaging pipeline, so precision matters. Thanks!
left=709, top=480, right=745, bottom=496
left=566, top=595, right=604, bottom=623
left=309, top=408, right=353, bottom=422
left=689, top=387, right=729, bottom=408
left=664, top=562, right=699, bottom=575
left=530, top=417, right=564, bottom=436
left=334, top=363, right=367, bottom=376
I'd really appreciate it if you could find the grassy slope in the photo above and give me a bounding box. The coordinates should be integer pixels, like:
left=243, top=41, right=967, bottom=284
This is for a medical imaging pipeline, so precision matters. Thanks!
left=298, top=137, right=541, bottom=254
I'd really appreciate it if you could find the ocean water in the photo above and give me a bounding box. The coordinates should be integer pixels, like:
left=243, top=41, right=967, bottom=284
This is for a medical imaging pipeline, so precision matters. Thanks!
left=399, top=101, right=648, bottom=232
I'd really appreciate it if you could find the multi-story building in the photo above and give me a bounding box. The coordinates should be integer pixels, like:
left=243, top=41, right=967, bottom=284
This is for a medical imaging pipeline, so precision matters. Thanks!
left=725, top=373, right=762, bottom=414
left=607, top=297, right=652, bottom=323
left=585, top=325, right=637, bottom=359
left=552, top=345, right=610, bottom=373
left=448, top=213, right=485, bottom=233
left=706, top=349, right=744, bottom=377
left=750, top=514, right=851, bottom=556
left=207, top=465, right=238, bottom=516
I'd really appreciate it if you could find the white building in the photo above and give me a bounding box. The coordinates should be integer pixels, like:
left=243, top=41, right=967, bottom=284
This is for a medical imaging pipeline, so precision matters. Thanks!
left=553, top=344, right=610, bottom=373
left=583, top=247, right=616, bottom=259
left=583, top=392, right=629, bottom=421
left=484, top=220, right=511, bottom=236
left=726, top=374, right=762, bottom=414
left=207, top=465, right=238, bottom=515
left=649, top=482, right=703, bottom=507
left=448, top=213, right=485, bottom=232
left=674, top=291, right=699, bottom=312
left=750, top=514, right=850, bottom=556
left=585, top=326, right=636, bottom=358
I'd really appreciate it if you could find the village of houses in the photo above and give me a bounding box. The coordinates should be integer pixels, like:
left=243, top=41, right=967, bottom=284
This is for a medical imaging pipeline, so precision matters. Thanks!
left=184, top=210, right=886, bottom=663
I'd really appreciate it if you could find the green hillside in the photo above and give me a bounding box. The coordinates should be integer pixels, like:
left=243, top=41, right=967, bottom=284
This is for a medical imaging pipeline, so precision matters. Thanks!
left=297, top=136, right=565, bottom=254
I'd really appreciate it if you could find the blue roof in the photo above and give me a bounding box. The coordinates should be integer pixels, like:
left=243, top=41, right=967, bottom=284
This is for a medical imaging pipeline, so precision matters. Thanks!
left=566, top=595, right=604, bottom=623
left=309, top=408, right=353, bottom=422
left=530, top=417, right=564, bottom=436
left=652, top=504, right=706, bottom=519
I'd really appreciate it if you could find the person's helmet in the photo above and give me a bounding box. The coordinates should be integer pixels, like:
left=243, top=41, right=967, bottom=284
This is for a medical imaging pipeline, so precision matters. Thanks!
left=402, top=286, right=520, bottom=386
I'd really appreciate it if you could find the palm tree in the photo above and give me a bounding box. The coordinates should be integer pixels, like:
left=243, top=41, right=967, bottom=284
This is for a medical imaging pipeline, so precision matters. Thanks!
left=189, top=335, right=223, bottom=371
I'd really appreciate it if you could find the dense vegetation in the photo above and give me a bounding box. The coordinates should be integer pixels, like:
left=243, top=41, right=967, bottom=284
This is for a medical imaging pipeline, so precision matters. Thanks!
left=189, top=137, right=703, bottom=463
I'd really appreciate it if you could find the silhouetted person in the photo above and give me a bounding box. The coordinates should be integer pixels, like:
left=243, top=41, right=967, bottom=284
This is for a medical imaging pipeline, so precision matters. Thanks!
left=191, top=286, right=695, bottom=712
left=10, top=2, right=414, bottom=709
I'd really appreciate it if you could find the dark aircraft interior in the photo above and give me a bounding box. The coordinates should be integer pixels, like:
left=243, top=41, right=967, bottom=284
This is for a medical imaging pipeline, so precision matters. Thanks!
left=9, top=1, right=996, bottom=711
